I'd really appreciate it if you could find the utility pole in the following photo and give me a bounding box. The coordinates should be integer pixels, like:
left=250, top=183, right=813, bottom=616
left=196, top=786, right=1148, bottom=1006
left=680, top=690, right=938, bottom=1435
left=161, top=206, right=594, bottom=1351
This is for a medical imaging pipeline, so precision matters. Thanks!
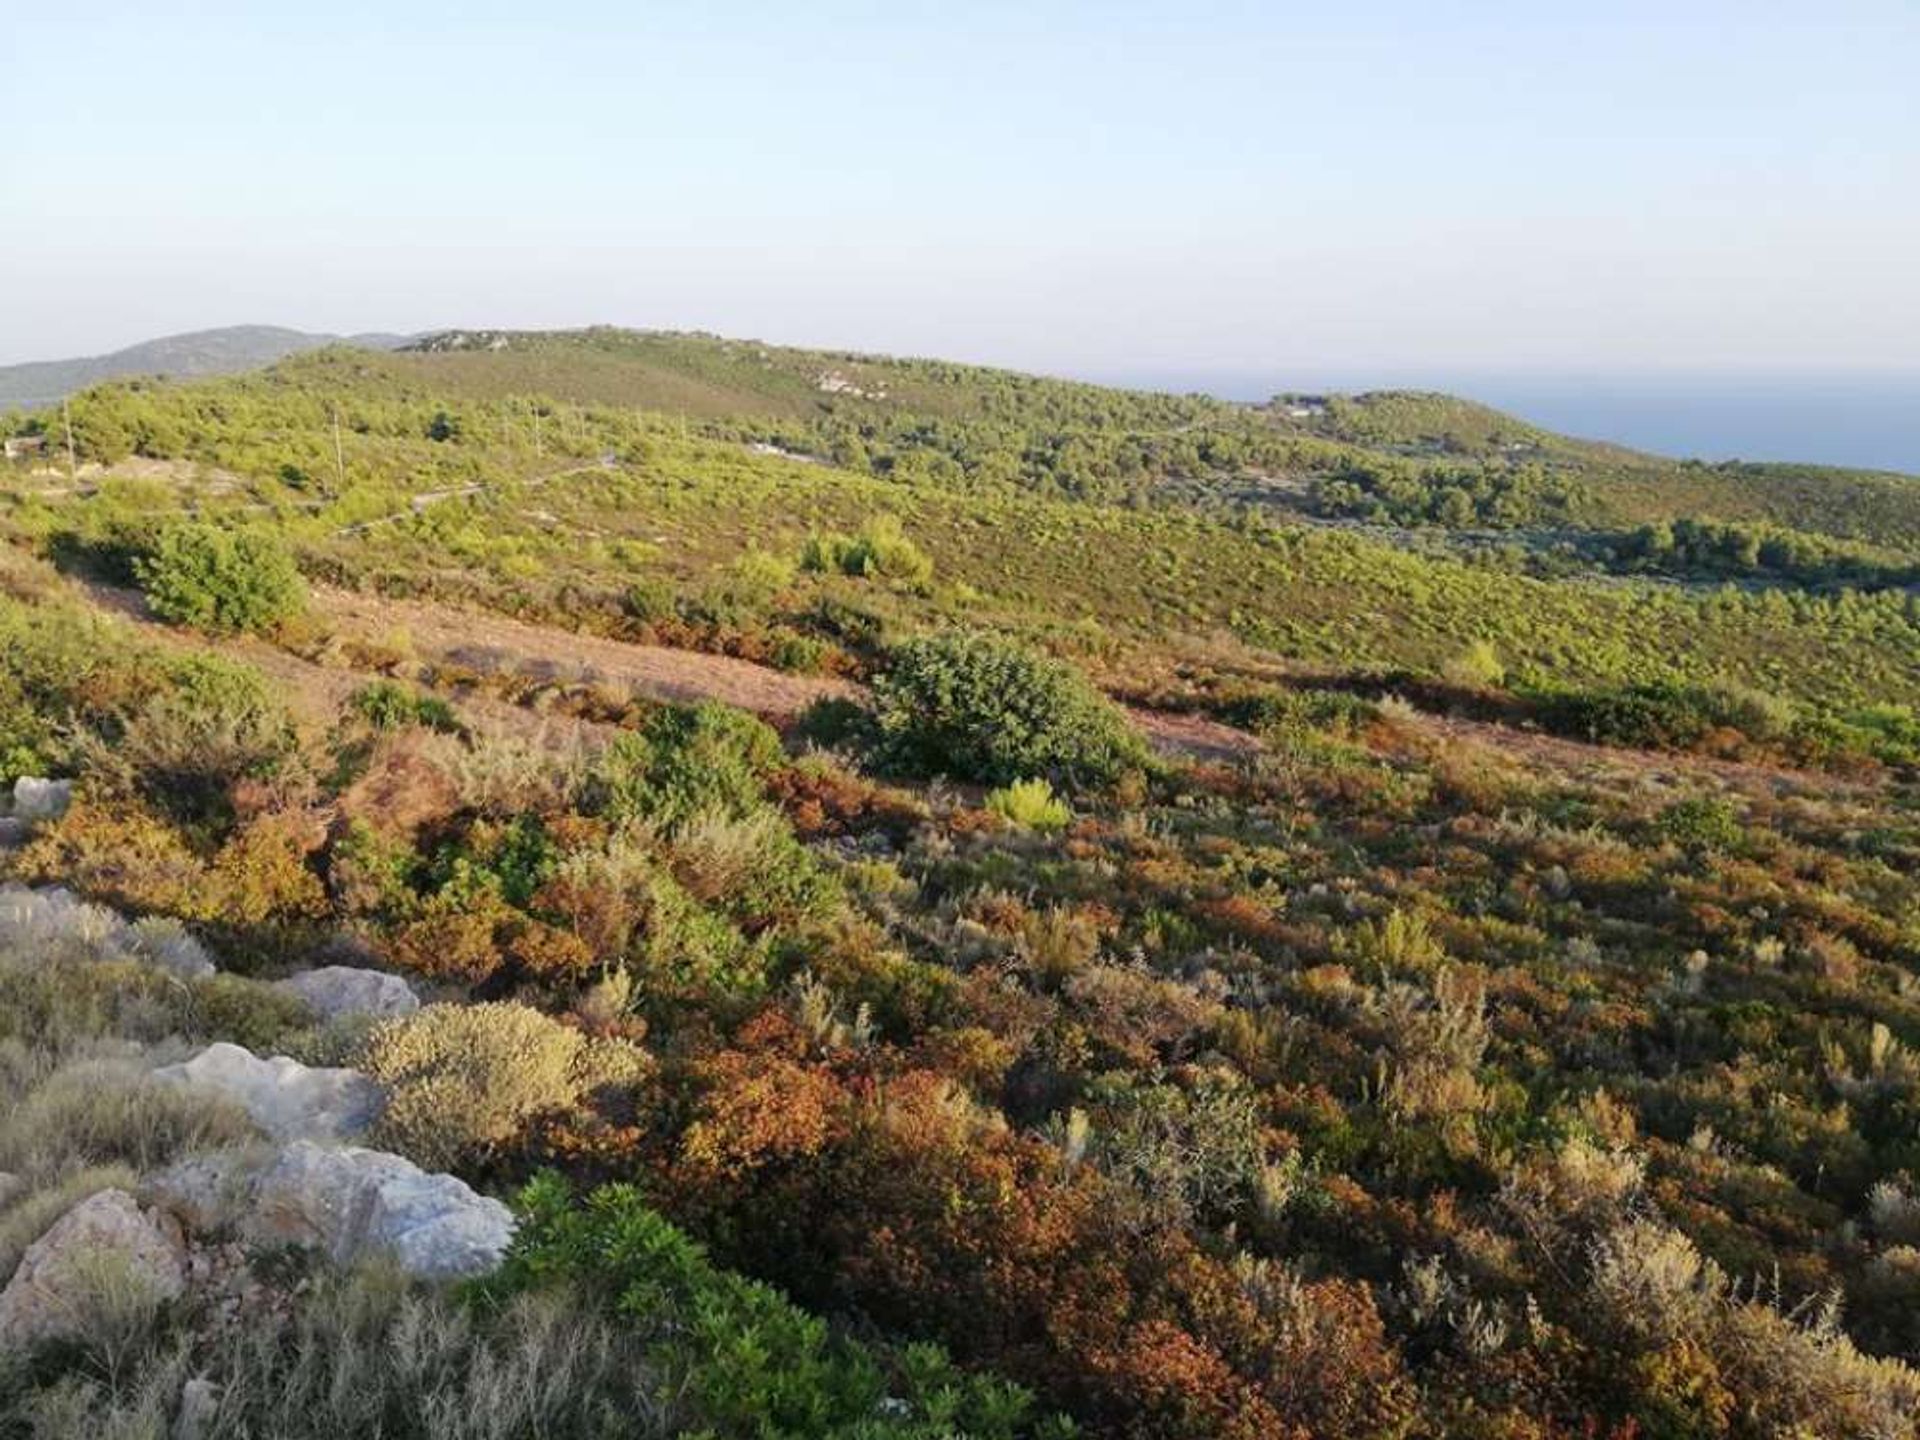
left=332, top=407, right=347, bottom=489
left=62, top=397, right=77, bottom=481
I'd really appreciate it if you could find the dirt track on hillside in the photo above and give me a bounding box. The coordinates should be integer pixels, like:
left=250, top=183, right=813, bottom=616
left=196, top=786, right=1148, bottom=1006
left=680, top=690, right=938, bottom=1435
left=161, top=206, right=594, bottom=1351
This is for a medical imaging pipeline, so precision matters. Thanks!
left=314, top=585, right=863, bottom=718
left=78, top=578, right=1266, bottom=762
left=74, top=577, right=1879, bottom=799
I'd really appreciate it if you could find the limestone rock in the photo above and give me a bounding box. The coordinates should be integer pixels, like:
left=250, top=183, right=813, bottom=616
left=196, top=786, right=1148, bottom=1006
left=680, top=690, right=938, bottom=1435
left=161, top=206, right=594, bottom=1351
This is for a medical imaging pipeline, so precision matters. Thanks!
left=11, top=776, right=72, bottom=825
left=0, top=1189, right=187, bottom=1347
left=145, top=1151, right=254, bottom=1234
left=274, top=965, right=419, bottom=1022
left=248, top=1141, right=514, bottom=1280
left=152, top=1043, right=381, bottom=1143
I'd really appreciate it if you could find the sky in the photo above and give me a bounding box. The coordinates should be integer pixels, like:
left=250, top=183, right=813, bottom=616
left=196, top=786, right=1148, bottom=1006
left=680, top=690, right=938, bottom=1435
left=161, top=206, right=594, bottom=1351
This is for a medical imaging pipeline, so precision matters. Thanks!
left=4, top=1, right=1919, bottom=385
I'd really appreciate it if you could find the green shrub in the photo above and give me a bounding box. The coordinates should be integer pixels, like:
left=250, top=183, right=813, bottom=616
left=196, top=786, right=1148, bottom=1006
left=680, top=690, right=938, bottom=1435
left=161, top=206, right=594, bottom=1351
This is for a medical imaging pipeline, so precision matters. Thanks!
left=872, top=630, right=1146, bottom=787
left=802, top=516, right=934, bottom=586
left=1442, top=639, right=1506, bottom=690
left=668, top=807, right=843, bottom=934
left=986, top=778, right=1072, bottom=832
left=124, top=656, right=294, bottom=816
left=1655, top=795, right=1745, bottom=855
left=794, top=696, right=876, bottom=750
left=1220, top=685, right=1376, bottom=742
left=621, top=576, right=679, bottom=624
left=485, top=1176, right=1069, bottom=1440
left=349, top=681, right=459, bottom=734
left=596, top=701, right=785, bottom=830
left=136, top=524, right=305, bottom=634
left=1540, top=678, right=1796, bottom=752
left=766, top=630, right=830, bottom=674
left=78, top=653, right=297, bottom=825
left=693, top=550, right=795, bottom=627
left=358, top=1002, right=650, bottom=1170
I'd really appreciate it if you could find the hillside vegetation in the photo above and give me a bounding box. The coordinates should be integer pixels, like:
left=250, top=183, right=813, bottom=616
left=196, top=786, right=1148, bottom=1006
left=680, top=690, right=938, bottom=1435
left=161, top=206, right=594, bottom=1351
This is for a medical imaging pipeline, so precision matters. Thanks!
left=0, top=326, right=412, bottom=410
left=0, top=329, right=1917, bottom=1440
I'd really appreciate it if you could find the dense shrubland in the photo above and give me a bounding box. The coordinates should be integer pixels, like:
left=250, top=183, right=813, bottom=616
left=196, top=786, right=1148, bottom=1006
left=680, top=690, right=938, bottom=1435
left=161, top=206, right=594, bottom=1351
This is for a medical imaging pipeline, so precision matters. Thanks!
left=1, top=575, right=1915, bottom=1438
left=1, top=332, right=1918, bottom=1438
left=1606, top=515, right=1920, bottom=590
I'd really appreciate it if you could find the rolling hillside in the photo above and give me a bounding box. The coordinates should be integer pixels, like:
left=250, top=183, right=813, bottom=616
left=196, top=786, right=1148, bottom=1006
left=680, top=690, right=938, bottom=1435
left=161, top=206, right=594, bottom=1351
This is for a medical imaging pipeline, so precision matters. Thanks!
left=0, top=325, right=412, bottom=409
left=0, top=326, right=1917, bottom=1440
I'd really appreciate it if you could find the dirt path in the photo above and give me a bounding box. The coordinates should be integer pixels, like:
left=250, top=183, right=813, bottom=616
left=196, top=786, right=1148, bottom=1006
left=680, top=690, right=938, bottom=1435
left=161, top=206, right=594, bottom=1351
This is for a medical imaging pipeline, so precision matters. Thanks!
left=1410, top=709, right=1870, bottom=802
left=77, top=579, right=611, bottom=744
left=1127, top=706, right=1263, bottom=763
left=77, top=576, right=1877, bottom=798
left=313, top=585, right=863, bottom=718
left=318, top=585, right=1268, bottom=760
left=77, top=577, right=1263, bottom=762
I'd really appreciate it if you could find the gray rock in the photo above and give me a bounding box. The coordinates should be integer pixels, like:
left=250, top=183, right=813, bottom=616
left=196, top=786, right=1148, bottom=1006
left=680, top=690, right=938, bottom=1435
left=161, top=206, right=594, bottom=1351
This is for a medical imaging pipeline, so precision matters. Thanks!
left=0, top=817, right=24, bottom=849
left=145, top=1151, right=255, bottom=1234
left=152, top=1043, right=382, bottom=1143
left=11, top=776, right=72, bottom=824
left=147, top=1140, right=515, bottom=1283
left=274, top=966, right=419, bottom=1022
left=249, top=1142, right=514, bottom=1280
left=0, top=1189, right=187, bottom=1347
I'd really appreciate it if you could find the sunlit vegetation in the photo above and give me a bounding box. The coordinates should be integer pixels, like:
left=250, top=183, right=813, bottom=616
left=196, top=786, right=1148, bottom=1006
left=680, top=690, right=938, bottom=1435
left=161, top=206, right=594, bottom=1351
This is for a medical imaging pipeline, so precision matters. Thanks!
left=0, top=330, right=1917, bottom=1438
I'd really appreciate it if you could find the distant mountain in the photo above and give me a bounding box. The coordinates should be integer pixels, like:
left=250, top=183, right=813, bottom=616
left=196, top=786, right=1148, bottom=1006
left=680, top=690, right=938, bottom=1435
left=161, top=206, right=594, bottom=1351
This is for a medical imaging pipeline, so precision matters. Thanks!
left=0, top=325, right=413, bottom=409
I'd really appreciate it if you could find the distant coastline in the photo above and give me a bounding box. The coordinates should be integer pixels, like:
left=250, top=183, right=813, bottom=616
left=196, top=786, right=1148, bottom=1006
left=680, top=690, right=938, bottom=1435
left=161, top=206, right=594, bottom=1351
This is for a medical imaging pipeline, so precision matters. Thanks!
left=1100, top=369, right=1920, bottom=476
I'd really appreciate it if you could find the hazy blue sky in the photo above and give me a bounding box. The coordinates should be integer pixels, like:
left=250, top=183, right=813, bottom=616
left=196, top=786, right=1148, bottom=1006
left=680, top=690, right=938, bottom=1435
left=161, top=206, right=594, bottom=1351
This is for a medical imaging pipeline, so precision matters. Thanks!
left=5, top=1, right=1918, bottom=379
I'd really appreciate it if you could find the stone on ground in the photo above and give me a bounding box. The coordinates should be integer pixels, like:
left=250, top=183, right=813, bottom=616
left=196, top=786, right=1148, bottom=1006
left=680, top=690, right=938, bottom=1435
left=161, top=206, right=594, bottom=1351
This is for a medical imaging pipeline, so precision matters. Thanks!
left=152, top=1043, right=382, bottom=1143
left=274, top=965, right=419, bottom=1022
left=0, top=1189, right=187, bottom=1347
left=247, top=1141, right=515, bottom=1280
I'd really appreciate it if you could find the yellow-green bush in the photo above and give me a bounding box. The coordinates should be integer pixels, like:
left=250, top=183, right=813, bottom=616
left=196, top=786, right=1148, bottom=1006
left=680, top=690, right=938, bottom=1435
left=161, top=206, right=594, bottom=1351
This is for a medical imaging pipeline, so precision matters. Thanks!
left=358, top=1002, right=650, bottom=1169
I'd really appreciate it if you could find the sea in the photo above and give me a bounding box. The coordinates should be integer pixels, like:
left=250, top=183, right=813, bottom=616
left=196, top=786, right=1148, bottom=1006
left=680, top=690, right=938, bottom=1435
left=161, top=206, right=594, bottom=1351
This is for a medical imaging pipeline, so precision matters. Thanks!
left=1100, top=370, right=1920, bottom=477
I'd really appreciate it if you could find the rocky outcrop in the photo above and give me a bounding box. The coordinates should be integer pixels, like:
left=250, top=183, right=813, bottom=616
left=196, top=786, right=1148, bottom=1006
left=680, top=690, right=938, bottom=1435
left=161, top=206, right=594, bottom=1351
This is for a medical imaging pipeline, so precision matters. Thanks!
left=152, top=1043, right=382, bottom=1143
left=274, top=965, right=419, bottom=1022
left=144, top=1151, right=253, bottom=1234
left=0, top=1189, right=187, bottom=1347
left=11, top=776, right=72, bottom=825
left=149, top=1141, right=515, bottom=1282
left=251, top=1142, right=515, bottom=1280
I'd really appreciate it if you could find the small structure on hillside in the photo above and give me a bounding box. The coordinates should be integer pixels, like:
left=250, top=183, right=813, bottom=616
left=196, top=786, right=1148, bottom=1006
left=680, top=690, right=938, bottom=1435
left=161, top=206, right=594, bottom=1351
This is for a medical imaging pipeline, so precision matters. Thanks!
left=3, top=436, right=47, bottom=460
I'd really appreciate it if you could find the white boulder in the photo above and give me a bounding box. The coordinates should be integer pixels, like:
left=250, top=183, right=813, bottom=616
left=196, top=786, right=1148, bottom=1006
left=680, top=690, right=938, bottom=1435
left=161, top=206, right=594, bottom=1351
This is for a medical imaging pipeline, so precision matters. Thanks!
left=275, top=965, right=419, bottom=1022
left=144, top=1151, right=254, bottom=1234
left=249, top=1142, right=514, bottom=1280
left=11, top=777, right=72, bottom=824
left=0, top=1189, right=187, bottom=1347
left=152, top=1043, right=382, bottom=1143
left=147, top=1140, right=516, bottom=1282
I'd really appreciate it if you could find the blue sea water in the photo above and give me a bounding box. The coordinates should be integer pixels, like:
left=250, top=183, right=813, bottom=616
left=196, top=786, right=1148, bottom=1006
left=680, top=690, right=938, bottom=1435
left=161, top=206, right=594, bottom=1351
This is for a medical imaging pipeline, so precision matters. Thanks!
left=1456, top=375, right=1920, bottom=476
left=1099, top=369, right=1920, bottom=477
